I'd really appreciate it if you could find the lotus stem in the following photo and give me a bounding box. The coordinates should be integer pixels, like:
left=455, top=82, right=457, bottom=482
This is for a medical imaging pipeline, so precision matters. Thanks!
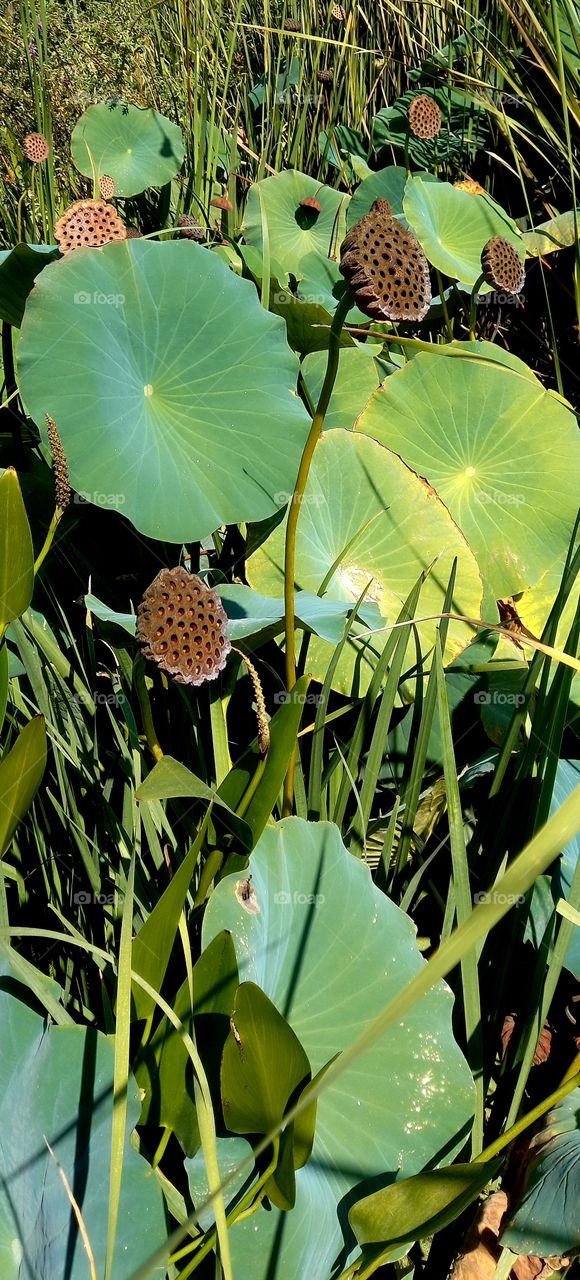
left=469, top=272, right=485, bottom=340
left=134, top=656, right=164, bottom=762
left=282, top=288, right=352, bottom=814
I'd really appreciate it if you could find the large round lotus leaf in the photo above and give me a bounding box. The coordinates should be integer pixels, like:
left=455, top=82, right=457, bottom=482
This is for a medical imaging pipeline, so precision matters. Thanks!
left=247, top=429, right=483, bottom=695
left=0, top=964, right=166, bottom=1279
left=71, top=100, right=184, bottom=196
left=403, top=176, right=522, bottom=285
left=355, top=350, right=580, bottom=599
left=17, top=240, right=311, bottom=542
left=242, top=169, right=349, bottom=281
left=202, top=818, right=475, bottom=1280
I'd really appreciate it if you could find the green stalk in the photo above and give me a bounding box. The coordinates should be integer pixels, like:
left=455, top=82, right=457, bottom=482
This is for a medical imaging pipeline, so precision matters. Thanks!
left=282, top=289, right=351, bottom=814
left=469, top=272, right=485, bottom=339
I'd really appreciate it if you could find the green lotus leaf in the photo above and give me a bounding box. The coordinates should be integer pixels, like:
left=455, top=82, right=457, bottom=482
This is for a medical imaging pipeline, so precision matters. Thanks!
left=403, top=176, right=522, bottom=284
left=346, top=165, right=408, bottom=228
left=241, top=169, right=349, bottom=281
left=186, top=1136, right=254, bottom=1231
left=525, top=759, right=580, bottom=980
left=270, top=290, right=341, bottom=355
left=502, top=1087, right=580, bottom=1257
left=201, top=818, right=475, bottom=1280
left=372, top=89, right=488, bottom=170
left=296, top=251, right=368, bottom=324
left=248, top=428, right=483, bottom=695
left=17, top=239, right=311, bottom=542
left=71, top=100, right=184, bottom=196
left=0, top=244, right=59, bottom=327
left=553, top=761, right=580, bottom=980
left=523, top=209, right=580, bottom=257
left=0, top=959, right=166, bottom=1279
left=318, top=124, right=368, bottom=178
left=83, top=587, right=383, bottom=646
left=301, top=345, right=386, bottom=430
left=355, top=349, right=580, bottom=598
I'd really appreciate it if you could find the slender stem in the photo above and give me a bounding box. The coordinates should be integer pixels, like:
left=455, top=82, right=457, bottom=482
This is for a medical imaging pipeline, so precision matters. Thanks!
left=404, top=124, right=411, bottom=176
left=282, top=289, right=351, bottom=814
left=435, top=268, right=453, bottom=341
left=134, top=657, right=164, bottom=762
left=469, top=272, right=485, bottom=340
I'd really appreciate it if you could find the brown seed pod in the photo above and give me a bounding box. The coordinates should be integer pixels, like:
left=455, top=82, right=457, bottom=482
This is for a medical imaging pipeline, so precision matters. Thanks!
left=481, top=236, right=525, bottom=294
left=317, top=67, right=335, bottom=84
left=454, top=177, right=485, bottom=195
left=283, top=17, right=301, bottom=31
left=124, top=227, right=142, bottom=239
left=177, top=213, right=205, bottom=241
left=331, top=4, right=347, bottom=20
left=339, top=197, right=432, bottom=322
left=99, top=175, right=116, bottom=200
left=211, top=195, right=234, bottom=212
left=408, top=94, right=442, bottom=140
left=23, top=132, right=49, bottom=163
left=136, top=567, right=231, bottom=686
left=300, top=196, right=322, bottom=214
left=55, top=200, right=127, bottom=253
